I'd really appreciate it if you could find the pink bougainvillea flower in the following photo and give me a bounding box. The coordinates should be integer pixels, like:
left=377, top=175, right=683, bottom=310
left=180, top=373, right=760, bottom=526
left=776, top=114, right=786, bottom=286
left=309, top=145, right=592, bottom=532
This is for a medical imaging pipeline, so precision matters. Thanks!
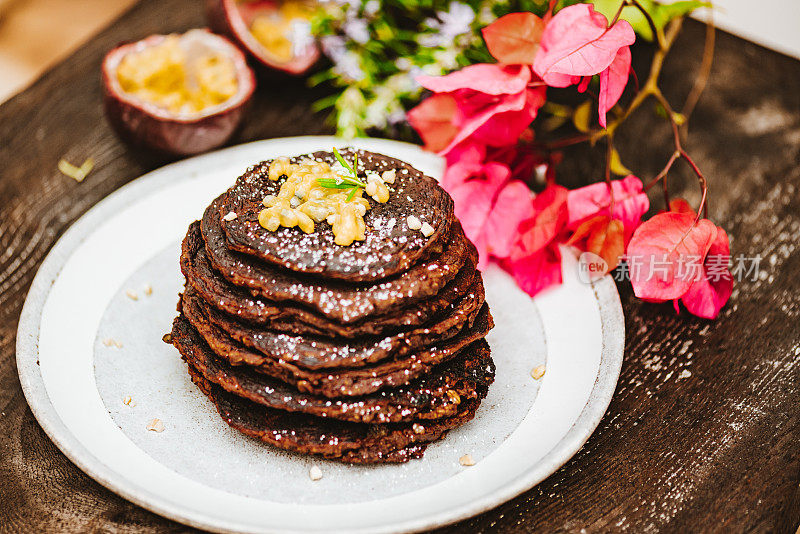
left=533, top=4, right=635, bottom=86
left=501, top=184, right=569, bottom=297
left=626, top=212, right=717, bottom=301
left=417, top=63, right=530, bottom=95
left=441, top=141, right=486, bottom=189
left=503, top=243, right=563, bottom=297
left=566, top=174, right=649, bottom=244
left=566, top=215, right=625, bottom=271
left=514, top=184, right=569, bottom=256
left=655, top=200, right=733, bottom=319
left=482, top=12, right=545, bottom=65
left=406, top=93, right=459, bottom=153
left=445, top=155, right=535, bottom=269
left=411, top=63, right=546, bottom=155
left=598, top=46, right=631, bottom=127
left=667, top=197, right=695, bottom=214
left=679, top=225, right=733, bottom=319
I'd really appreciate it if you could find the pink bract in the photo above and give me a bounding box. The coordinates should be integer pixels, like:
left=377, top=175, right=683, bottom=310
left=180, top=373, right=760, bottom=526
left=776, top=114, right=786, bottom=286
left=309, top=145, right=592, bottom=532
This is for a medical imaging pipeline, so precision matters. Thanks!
left=417, top=63, right=531, bottom=95
left=412, top=64, right=546, bottom=155
left=598, top=46, right=632, bottom=127
left=626, top=212, right=717, bottom=301
left=533, top=4, right=635, bottom=87
left=680, top=224, right=734, bottom=319
left=513, top=184, right=569, bottom=258
left=566, top=175, right=649, bottom=244
left=504, top=243, right=563, bottom=297
left=446, top=159, right=534, bottom=269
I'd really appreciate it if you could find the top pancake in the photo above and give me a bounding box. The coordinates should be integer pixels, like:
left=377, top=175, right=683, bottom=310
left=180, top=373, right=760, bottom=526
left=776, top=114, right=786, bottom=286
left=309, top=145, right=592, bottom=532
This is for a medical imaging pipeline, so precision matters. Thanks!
left=202, top=199, right=472, bottom=323
left=217, top=149, right=455, bottom=282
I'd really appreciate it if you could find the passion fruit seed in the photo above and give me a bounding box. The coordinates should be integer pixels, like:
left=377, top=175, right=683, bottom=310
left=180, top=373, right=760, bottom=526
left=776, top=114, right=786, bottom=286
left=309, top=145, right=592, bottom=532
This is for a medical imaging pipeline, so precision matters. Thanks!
left=116, top=35, right=238, bottom=114
left=249, top=1, right=316, bottom=64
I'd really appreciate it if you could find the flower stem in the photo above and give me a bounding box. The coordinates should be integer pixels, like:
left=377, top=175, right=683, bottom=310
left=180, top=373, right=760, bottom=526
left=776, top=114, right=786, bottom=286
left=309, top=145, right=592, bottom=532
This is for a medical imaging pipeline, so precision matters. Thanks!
left=681, top=19, right=716, bottom=126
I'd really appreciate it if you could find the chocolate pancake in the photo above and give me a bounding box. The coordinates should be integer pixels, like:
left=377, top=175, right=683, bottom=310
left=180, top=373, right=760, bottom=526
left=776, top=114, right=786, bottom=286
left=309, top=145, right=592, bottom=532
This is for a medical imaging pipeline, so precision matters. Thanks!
left=174, top=315, right=495, bottom=424
left=181, top=223, right=485, bottom=338
left=179, top=296, right=494, bottom=398
left=186, top=270, right=481, bottom=370
left=202, top=200, right=472, bottom=323
left=188, top=367, right=484, bottom=463
left=217, top=149, right=455, bottom=281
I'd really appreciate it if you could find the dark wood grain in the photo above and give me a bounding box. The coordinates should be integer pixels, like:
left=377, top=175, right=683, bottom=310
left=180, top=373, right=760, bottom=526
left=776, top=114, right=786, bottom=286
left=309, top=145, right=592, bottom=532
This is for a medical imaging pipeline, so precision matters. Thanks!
left=0, top=1, right=798, bottom=532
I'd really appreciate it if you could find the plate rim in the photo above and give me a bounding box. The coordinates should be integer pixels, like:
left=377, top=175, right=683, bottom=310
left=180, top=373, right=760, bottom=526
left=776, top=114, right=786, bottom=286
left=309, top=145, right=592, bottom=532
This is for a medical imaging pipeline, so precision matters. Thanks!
left=16, top=135, right=624, bottom=534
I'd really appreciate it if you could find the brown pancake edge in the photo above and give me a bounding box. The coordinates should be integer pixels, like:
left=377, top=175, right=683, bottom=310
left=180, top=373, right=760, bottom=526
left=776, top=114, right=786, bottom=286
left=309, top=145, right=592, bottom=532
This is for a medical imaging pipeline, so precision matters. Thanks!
left=181, top=222, right=485, bottom=338
left=172, top=313, right=495, bottom=424
left=186, top=264, right=483, bottom=371
left=201, top=200, right=472, bottom=323
left=217, top=149, right=455, bottom=282
left=178, top=287, right=494, bottom=398
left=187, top=365, right=484, bottom=464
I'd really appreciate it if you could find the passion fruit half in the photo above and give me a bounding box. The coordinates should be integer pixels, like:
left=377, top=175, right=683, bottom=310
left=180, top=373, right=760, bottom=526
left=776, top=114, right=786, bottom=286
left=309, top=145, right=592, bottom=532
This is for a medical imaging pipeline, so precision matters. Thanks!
left=207, top=0, right=320, bottom=75
left=102, top=29, right=256, bottom=156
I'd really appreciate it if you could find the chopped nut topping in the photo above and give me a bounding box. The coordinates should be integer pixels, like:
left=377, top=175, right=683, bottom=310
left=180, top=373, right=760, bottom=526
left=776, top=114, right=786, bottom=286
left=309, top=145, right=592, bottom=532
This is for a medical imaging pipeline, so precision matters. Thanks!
left=58, top=157, right=94, bottom=183
left=309, top=465, right=323, bottom=481
left=143, top=283, right=153, bottom=296
left=445, top=390, right=461, bottom=405
left=259, top=156, right=383, bottom=246
left=222, top=211, right=238, bottom=221
left=146, top=418, right=165, bottom=432
left=125, top=289, right=138, bottom=300
left=412, top=423, right=425, bottom=434
left=530, top=364, right=546, bottom=380
left=420, top=222, right=435, bottom=237
left=103, top=337, right=122, bottom=349
left=406, top=215, right=422, bottom=230
left=268, top=157, right=292, bottom=181
left=381, top=169, right=396, bottom=184
left=459, top=454, right=475, bottom=466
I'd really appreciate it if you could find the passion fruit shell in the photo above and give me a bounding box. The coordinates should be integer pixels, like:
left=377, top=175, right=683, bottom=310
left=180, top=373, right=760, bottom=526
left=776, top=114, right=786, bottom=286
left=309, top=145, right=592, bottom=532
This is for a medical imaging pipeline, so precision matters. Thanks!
left=102, top=29, right=256, bottom=156
left=207, top=0, right=320, bottom=75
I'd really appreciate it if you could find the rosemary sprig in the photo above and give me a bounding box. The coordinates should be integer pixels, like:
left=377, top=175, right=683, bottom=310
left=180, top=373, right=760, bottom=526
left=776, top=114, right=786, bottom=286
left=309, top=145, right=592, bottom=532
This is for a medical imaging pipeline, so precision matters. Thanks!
left=316, top=148, right=366, bottom=197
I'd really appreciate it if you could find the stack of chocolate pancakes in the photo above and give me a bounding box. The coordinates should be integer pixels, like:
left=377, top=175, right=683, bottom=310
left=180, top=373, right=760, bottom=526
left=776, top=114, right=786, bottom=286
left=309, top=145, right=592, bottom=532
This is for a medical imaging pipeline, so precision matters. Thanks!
left=171, top=148, right=495, bottom=463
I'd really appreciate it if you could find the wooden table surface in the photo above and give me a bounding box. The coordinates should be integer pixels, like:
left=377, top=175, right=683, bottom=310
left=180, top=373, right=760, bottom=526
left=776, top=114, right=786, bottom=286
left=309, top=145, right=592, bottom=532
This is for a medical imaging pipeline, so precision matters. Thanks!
left=1, top=1, right=798, bottom=532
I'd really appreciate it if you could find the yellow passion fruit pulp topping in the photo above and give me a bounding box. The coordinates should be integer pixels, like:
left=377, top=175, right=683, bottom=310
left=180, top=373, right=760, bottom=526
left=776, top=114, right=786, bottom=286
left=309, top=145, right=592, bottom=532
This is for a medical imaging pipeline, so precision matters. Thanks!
left=116, top=35, right=239, bottom=114
left=249, top=1, right=316, bottom=63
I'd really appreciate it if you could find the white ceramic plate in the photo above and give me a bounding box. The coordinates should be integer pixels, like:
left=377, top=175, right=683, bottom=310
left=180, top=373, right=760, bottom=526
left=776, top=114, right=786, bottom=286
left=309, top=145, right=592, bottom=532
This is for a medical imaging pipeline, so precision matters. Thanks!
left=17, top=136, right=624, bottom=534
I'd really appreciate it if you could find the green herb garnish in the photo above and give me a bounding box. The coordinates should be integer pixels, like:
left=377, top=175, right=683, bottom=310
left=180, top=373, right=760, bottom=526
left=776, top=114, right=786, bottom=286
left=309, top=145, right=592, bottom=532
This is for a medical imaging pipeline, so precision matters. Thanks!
left=316, top=147, right=366, bottom=196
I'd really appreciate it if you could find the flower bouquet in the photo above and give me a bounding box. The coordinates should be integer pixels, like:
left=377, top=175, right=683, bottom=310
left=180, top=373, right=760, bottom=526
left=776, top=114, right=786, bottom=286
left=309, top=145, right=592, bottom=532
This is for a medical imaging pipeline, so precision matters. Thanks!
left=313, top=0, right=733, bottom=319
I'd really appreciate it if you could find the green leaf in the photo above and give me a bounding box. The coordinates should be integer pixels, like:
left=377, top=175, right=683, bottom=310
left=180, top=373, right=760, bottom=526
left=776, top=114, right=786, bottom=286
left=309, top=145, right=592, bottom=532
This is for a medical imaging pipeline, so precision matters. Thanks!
left=590, top=0, right=709, bottom=41
left=573, top=100, right=594, bottom=133
left=346, top=187, right=359, bottom=201
left=316, top=178, right=352, bottom=189
left=333, top=147, right=354, bottom=175
left=609, top=148, right=633, bottom=176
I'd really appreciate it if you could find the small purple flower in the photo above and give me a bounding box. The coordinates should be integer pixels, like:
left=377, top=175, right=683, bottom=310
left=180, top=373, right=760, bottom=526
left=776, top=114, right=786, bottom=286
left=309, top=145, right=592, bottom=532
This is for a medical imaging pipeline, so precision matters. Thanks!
left=419, top=2, right=475, bottom=47
left=344, top=18, right=370, bottom=44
